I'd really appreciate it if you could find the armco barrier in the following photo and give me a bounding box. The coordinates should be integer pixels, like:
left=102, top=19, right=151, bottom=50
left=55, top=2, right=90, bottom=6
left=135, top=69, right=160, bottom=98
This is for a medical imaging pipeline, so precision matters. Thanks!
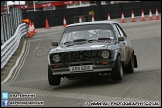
left=1, top=23, right=28, bottom=69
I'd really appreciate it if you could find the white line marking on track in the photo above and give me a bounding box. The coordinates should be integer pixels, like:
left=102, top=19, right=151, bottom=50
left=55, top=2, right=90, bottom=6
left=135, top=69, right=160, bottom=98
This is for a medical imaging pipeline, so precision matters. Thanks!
left=8, top=40, right=31, bottom=83
left=1, top=40, right=27, bottom=84
left=30, top=39, right=43, bottom=41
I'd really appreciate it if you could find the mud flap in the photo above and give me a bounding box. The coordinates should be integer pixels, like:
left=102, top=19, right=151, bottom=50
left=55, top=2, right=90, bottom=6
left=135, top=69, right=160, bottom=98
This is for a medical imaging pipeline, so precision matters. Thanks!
left=134, top=55, right=138, bottom=68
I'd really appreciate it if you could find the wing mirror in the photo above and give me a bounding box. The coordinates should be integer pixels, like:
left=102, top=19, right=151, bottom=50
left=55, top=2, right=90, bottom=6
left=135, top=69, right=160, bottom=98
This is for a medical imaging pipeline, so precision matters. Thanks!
left=52, top=42, right=58, bottom=46
left=118, top=37, right=124, bottom=41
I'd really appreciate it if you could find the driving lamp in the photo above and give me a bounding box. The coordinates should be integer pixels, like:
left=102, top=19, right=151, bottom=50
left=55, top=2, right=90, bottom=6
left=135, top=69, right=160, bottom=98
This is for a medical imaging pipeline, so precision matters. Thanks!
left=101, top=51, right=109, bottom=59
left=53, top=54, right=60, bottom=62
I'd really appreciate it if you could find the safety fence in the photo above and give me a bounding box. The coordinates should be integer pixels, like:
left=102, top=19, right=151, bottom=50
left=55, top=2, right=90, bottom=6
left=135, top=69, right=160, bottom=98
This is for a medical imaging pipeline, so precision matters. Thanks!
left=1, top=7, right=23, bottom=46
left=1, top=7, right=28, bottom=70
left=74, top=15, right=92, bottom=23
left=1, top=23, right=28, bottom=69
left=22, top=1, right=161, bottom=28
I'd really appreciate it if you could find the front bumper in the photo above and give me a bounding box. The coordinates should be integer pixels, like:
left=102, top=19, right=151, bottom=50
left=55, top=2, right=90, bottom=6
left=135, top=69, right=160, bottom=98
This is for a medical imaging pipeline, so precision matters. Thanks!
left=49, top=60, right=115, bottom=75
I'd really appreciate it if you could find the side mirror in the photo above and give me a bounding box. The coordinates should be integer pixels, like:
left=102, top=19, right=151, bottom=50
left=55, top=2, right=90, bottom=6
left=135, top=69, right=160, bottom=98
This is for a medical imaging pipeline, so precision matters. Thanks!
left=118, top=37, right=124, bottom=41
left=52, top=42, right=58, bottom=46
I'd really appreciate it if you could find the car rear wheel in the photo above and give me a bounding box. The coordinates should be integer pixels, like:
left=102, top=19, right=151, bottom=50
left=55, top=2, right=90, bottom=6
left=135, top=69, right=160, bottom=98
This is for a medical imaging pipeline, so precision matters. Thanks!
left=111, top=55, right=123, bottom=81
left=48, top=65, right=61, bottom=86
left=123, top=54, right=134, bottom=73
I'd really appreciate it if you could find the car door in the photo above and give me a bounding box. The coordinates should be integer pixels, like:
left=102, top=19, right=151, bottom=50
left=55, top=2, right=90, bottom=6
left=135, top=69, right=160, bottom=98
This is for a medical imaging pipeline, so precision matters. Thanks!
left=117, top=24, right=133, bottom=64
left=114, top=23, right=129, bottom=63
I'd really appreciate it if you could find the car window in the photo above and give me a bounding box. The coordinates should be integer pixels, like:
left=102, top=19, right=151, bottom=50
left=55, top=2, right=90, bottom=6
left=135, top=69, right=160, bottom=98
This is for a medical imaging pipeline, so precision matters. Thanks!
left=116, top=25, right=124, bottom=37
left=112, top=24, right=120, bottom=38
left=116, top=24, right=127, bottom=37
left=64, top=24, right=113, bottom=33
left=60, top=29, right=115, bottom=43
left=60, top=24, right=116, bottom=43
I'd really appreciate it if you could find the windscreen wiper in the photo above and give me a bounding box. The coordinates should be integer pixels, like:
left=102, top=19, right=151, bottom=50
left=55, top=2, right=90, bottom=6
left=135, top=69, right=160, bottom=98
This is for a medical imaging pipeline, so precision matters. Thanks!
left=63, top=39, right=87, bottom=46
left=87, top=38, right=98, bottom=43
left=98, top=37, right=111, bottom=40
left=73, top=39, right=87, bottom=42
left=64, top=41, right=73, bottom=45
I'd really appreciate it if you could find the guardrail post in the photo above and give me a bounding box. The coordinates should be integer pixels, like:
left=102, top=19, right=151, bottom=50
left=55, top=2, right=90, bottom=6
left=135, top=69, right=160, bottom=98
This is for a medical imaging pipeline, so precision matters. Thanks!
left=8, top=14, right=12, bottom=39
left=10, top=13, right=13, bottom=36
left=12, top=8, right=16, bottom=32
left=11, top=8, right=15, bottom=36
left=2, top=15, right=7, bottom=42
left=6, top=15, right=10, bottom=41
left=1, top=16, right=5, bottom=45
left=18, top=8, right=22, bottom=24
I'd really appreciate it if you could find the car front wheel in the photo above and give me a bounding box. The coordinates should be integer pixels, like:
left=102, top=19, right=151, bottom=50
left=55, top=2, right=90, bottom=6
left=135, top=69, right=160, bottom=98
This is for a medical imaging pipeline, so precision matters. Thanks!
left=111, top=55, right=123, bottom=81
left=48, top=65, right=61, bottom=86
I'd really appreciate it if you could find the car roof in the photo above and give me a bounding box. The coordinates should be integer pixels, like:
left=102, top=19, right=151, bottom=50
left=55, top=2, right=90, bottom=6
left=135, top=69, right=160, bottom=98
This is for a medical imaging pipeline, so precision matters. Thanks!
left=66, top=21, right=117, bottom=27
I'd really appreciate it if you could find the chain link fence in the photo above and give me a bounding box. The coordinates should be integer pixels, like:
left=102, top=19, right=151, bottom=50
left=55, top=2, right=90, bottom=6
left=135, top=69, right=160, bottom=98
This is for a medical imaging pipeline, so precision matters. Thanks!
left=74, top=15, right=92, bottom=23
left=1, top=7, right=23, bottom=46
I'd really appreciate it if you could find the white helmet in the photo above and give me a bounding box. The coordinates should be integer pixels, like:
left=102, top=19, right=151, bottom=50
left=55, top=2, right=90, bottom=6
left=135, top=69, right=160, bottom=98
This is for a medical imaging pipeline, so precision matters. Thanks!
left=73, top=31, right=82, bottom=39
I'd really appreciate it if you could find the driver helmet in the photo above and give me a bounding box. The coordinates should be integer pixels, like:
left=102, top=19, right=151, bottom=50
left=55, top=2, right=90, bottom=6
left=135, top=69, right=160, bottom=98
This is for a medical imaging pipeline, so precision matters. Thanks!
left=73, top=31, right=82, bottom=39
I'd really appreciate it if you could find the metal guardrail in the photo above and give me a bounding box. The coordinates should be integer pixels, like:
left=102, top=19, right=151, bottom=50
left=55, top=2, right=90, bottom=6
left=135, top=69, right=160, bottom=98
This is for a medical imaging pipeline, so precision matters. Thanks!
left=1, top=23, right=28, bottom=69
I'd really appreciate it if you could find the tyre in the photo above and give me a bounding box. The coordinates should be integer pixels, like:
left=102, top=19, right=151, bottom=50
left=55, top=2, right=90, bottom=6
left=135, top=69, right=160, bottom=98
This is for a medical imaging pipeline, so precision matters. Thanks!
left=111, top=55, right=123, bottom=81
left=123, top=54, right=134, bottom=73
left=48, top=65, right=61, bottom=86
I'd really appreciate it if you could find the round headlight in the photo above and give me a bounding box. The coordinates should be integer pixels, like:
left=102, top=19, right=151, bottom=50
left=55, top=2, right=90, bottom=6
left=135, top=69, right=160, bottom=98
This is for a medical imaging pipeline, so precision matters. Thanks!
left=53, top=54, right=60, bottom=62
left=101, top=51, right=109, bottom=59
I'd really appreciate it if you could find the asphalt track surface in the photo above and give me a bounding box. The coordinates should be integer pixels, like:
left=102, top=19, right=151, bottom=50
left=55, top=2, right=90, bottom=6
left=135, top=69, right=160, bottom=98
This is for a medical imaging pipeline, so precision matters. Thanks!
left=1, top=14, right=161, bottom=107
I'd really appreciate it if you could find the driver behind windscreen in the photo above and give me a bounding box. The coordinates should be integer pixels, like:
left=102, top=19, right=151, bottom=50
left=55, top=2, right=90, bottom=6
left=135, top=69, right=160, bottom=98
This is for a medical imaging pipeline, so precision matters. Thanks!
left=72, top=31, right=85, bottom=40
left=102, top=30, right=114, bottom=39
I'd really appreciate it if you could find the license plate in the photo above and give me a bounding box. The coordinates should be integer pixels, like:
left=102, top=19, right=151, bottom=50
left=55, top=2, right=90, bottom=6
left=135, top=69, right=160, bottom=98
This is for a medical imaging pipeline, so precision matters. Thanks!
left=69, top=65, right=93, bottom=72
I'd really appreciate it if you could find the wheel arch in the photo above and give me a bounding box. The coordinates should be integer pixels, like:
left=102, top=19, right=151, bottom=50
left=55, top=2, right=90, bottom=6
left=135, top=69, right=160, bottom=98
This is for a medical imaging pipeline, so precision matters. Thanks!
left=113, top=50, right=121, bottom=61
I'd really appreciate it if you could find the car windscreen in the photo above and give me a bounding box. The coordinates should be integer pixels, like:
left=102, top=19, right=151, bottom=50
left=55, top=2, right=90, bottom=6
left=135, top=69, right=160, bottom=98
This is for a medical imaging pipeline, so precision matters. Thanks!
left=60, top=24, right=116, bottom=44
left=64, top=24, right=114, bottom=34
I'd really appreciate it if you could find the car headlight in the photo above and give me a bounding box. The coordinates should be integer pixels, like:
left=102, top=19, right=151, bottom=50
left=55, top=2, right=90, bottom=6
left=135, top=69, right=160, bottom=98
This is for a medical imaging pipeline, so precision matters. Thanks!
left=53, top=54, right=60, bottom=62
left=101, top=51, right=109, bottom=59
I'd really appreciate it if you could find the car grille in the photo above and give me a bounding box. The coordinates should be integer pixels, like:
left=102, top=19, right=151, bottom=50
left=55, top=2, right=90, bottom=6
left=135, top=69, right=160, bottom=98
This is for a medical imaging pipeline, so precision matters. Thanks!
left=62, top=50, right=96, bottom=62
left=50, top=50, right=111, bottom=64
